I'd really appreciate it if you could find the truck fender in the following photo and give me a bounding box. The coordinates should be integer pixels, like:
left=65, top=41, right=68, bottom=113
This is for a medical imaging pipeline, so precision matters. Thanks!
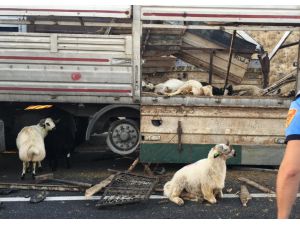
left=85, top=104, right=140, bottom=141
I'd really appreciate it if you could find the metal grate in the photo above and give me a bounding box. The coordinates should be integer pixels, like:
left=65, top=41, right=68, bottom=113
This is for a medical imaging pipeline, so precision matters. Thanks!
left=96, top=172, right=158, bottom=208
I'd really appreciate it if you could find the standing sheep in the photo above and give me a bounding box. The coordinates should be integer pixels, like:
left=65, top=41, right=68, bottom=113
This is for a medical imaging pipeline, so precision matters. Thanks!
left=45, top=109, right=76, bottom=171
left=16, top=118, right=56, bottom=179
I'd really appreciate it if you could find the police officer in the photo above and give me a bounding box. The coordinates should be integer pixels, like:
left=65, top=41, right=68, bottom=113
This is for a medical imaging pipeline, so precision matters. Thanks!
left=277, top=90, right=300, bottom=218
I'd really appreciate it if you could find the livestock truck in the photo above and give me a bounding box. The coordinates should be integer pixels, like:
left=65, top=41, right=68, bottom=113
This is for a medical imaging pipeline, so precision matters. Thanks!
left=0, top=5, right=299, bottom=166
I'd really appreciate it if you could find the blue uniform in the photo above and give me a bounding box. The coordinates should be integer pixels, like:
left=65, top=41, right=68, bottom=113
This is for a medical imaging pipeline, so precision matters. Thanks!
left=285, top=94, right=300, bottom=143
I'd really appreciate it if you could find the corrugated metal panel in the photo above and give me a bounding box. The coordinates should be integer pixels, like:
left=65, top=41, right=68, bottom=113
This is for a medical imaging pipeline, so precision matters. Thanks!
left=0, top=5, right=131, bottom=18
left=0, top=32, right=133, bottom=101
left=141, top=105, right=287, bottom=145
left=141, top=6, right=300, bottom=24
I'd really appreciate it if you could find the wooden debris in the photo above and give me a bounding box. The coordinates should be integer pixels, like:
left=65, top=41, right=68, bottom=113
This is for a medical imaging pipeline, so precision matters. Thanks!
left=231, top=166, right=278, bottom=173
left=226, top=188, right=233, bottom=193
left=239, top=185, right=252, bottom=207
left=85, top=174, right=115, bottom=198
left=35, top=173, right=92, bottom=188
left=154, top=188, right=164, bottom=192
left=0, top=183, right=85, bottom=192
left=262, top=70, right=296, bottom=96
left=30, top=191, right=48, bottom=204
left=127, top=157, right=139, bottom=172
left=144, top=164, right=154, bottom=177
left=238, top=177, right=275, bottom=194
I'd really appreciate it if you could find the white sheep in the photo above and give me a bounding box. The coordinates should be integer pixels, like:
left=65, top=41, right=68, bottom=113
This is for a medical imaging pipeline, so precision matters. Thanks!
left=164, top=143, right=235, bottom=205
left=233, top=85, right=263, bottom=96
left=167, top=80, right=213, bottom=97
left=154, top=79, right=184, bottom=95
left=16, top=118, right=56, bottom=179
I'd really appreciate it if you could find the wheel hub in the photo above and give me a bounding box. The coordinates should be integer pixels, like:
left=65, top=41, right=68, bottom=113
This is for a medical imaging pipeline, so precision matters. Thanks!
left=120, top=131, right=129, bottom=141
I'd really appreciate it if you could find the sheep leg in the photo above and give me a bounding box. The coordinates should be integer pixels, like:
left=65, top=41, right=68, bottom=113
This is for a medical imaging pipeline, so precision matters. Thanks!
left=66, top=152, right=71, bottom=169
left=21, top=162, right=27, bottom=180
left=201, top=184, right=217, bottom=204
left=32, top=162, right=36, bottom=179
left=169, top=188, right=184, bottom=206
left=181, top=192, right=203, bottom=202
left=37, top=161, right=43, bottom=172
left=167, top=88, right=182, bottom=97
left=214, top=189, right=224, bottom=199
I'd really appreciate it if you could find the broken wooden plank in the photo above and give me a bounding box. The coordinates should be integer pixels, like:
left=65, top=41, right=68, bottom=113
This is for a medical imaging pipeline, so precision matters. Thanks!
left=240, top=185, right=252, bottom=207
left=85, top=174, right=115, bottom=198
left=35, top=173, right=93, bottom=188
left=238, top=177, right=275, bottom=194
left=128, top=157, right=140, bottom=172
left=0, top=183, right=85, bottom=192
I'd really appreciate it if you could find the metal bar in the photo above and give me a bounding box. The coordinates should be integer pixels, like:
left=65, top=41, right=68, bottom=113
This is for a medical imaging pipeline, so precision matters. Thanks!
left=143, top=23, right=300, bottom=31
left=141, top=96, right=291, bottom=108
left=209, top=51, right=214, bottom=84
left=269, top=31, right=291, bottom=60
left=177, top=121, right=182, bottom=152
left=132, top=6, right=142, bottom=103
left=181, top=46, right=254, bottom=54
left=104, top=19, right=115, bottom=35
left=0, top=19, right=132, bottom=28
left=279, top=41, right=299, bottom=49
left=224, top=30, right=236, bottom=89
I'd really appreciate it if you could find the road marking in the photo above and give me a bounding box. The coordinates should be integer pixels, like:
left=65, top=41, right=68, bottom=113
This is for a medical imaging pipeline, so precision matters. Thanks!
left=1, top=193, right=300, bottom=202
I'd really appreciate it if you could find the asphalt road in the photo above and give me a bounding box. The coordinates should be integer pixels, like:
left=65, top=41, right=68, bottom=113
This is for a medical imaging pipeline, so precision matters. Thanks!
left=0, top=139, right=299, bottom=219
left=1, top=194, right=300, bottom=219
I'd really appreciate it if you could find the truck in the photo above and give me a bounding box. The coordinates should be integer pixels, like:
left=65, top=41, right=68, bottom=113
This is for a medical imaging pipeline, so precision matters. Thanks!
left=0, top=5, right=299, bottom=165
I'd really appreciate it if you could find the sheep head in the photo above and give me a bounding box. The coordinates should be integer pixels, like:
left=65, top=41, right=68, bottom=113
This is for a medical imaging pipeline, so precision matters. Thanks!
left=209, top=142, right=236, bottom=160
left=39, top=118, right=56, bottom=131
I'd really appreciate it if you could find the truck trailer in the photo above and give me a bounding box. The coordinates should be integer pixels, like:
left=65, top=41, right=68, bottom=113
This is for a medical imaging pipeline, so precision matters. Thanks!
left=0, top=5, right=299, bottom=165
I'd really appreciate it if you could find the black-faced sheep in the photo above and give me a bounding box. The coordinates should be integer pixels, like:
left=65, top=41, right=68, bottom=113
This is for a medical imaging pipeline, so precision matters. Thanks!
left=44, top=110, right=76, bottom=171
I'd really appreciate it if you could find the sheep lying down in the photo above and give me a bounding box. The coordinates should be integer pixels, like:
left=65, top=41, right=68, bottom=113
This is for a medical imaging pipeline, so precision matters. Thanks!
left=17, top=118, right=56, bottom=179
left=153, top=79, right=214, bottom=97
left=167, top=80, right=213, bottom=97
left=164, top=142, right=236, bottom=205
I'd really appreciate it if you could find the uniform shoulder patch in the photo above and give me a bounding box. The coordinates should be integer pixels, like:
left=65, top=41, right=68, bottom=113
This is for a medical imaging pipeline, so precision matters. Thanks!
left=286, top=109, right=297, bottom=128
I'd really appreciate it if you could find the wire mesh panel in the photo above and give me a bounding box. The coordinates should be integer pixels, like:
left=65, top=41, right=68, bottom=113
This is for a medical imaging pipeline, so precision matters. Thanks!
left=96, top=172, right=158, bottom=208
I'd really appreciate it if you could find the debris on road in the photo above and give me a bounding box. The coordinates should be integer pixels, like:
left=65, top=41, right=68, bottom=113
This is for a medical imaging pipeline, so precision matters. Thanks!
left=0, top=189, right=18, bottom=195
left=238, top=177, right=275, bottom=194
left=239, top=185, right=252, bottom=207
left=96, top=172, right=158, bottom=208
left=35, top=173, right=93, bottom=188
left=30, top=191, right=48, bottom=204
left=226, top=188, right=233, bottom=193
left=85, top=174, right=115, bottom=198
left=231, top=166, right=278, bottom=173
left=127, top=157, right=139, bottom=172
left=0, top=182, right=85, bottom=192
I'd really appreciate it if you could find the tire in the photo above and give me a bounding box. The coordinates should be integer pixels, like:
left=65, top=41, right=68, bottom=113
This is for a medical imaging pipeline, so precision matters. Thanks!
left=106, top=119, right=140, bottom=155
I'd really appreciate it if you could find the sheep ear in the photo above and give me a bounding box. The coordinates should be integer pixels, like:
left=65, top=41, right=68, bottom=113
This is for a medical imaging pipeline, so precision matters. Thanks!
left=214, top=152, right=220, bottom=158
left=39, top=119, right=46, bottom=128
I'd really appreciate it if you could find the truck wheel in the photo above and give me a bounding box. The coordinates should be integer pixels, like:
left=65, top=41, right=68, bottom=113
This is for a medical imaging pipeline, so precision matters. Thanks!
left=106, top=119, right=140, bottom=155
